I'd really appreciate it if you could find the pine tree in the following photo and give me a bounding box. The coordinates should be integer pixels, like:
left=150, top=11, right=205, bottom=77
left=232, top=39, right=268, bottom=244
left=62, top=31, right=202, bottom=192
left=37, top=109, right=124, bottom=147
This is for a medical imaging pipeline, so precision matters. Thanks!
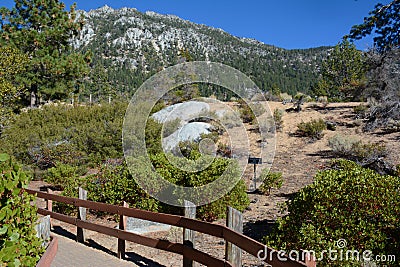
left=347, top=0, right=400, bottom=52
left=314, top=39, right=366, bottom=101
left=0, top=0, right=90, bottom=106
left=0, top=46, right=28, bottom=134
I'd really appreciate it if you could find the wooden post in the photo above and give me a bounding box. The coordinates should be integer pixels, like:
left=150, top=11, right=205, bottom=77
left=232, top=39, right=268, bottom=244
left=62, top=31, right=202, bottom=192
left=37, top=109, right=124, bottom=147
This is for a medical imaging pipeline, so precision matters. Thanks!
left=46, top=188, right=53, bottom=228
left=77, top=187, right=87, bottom=243
left=225, top=207, right=243, bottom=267
left=35, top=215, right=51, bottom=244
left=117, top=201, right=128, bottom=259
left=183, top=200, right=196, bottom=267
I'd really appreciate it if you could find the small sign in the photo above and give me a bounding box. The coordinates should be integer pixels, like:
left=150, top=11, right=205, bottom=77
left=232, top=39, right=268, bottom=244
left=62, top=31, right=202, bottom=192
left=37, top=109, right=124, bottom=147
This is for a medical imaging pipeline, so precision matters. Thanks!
left=248, top=157, right=262, bottom=164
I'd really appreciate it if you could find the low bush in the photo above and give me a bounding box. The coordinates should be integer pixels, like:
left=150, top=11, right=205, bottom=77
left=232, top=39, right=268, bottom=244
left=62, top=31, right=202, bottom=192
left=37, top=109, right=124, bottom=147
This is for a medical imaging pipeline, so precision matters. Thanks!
left=151, top=152, right=250, bottom=221
left=43, top=163, right=87, bottom=190
left=265, top=159, right=400, bottom=266
left=55, top=152, right=249, bottom=222
left=258, top=170, right=283, bottom=195
left=238, top=100, right=265, bottom=124
left=384, top=118, right=400, bottom=133
left=0, top=154, right=44, bottom=266
left=0, top=102, right=127, bottom=168
left=30, top=143, right=86, bottom=170
left=328, top=134, right=387, bottom=165
left=273, top=109, right=284, bottom=131
left=239, top=102, right=256, bottom=124
left=54, top=161, right=160, bottom=216
left=162, top=118, right=181, bottom=137
left=86, top=162, right=160, bottom=212
left=296, top=118, right=326, bottom=140
left=217, top=143, right=232, bottom=158
left=220, top=111, right=242, bottom=129
left=353, top=104, right=369, bottom=119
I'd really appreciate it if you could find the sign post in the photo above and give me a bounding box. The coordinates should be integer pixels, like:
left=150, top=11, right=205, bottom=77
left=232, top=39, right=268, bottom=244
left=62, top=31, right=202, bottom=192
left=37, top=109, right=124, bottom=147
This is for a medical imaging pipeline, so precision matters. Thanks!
left=248, top=157, right=262, bottom=191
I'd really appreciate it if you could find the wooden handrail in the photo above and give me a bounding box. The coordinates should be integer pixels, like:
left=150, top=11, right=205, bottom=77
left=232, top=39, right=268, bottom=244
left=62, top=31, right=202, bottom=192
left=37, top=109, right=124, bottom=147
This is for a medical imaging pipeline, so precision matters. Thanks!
left=36, top=208, right=230, bottom=266
left=27, top=189, right=310, bottom=267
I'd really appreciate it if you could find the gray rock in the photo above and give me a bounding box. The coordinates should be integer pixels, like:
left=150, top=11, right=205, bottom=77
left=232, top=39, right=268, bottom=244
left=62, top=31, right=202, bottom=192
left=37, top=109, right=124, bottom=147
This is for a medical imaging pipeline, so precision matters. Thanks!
left=151, top=101, right=210, bottom=123
left=162, top=122, right=212, bottom=150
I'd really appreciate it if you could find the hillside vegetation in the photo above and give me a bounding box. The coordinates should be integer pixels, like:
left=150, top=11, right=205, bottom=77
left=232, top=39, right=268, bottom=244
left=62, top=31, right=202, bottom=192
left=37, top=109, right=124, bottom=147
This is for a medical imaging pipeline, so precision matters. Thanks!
left=74, top=6, right=331, bottom=97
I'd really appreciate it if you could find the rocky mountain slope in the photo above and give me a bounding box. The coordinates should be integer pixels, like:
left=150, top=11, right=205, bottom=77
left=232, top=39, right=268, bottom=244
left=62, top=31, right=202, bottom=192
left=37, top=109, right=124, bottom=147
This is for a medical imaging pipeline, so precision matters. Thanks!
left=74, top=5, right=332, bottom=97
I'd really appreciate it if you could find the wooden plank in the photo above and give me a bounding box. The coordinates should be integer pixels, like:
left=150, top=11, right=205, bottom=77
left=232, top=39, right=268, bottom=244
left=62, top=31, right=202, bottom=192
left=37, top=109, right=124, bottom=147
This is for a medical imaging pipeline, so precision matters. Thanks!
left=26, top=189, right=223, bottom=236
left=183, top=200, right=196, bottom=267
left=37, top=208, right=77, bottom=225
left=26, top=189, right=76, bottom=205
left=36, top=235, right=58, bottom=267
left=183, top=245, right=232, bottom=267
left=77, top=187, right=87, bottom=243
left=117, top=201, right=128, bottom=259
left=225, top=207, right=243, bottom=267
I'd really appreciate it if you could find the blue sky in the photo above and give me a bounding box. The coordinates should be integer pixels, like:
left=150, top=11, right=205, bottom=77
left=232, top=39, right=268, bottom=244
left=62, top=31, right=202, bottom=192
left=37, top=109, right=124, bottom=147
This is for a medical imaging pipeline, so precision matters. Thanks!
left=1, top=0, right=390, bottom=49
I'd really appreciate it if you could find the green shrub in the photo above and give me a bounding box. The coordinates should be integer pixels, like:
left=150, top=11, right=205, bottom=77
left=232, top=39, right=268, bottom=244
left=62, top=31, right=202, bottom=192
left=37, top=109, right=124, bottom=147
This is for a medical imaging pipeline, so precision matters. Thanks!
left=239, top=102, right=255, bottom=123
left=54, top=161, right=160, bottom=216
left=384, top=118, right=400, bottom=133
left=328, top=134, right=387, bottom=164
left=273, top=109, right=284, bottom=131
left=162, top=118, right=181, bottom=137
left=265, top=160, right=400, bottom=266
left=85, top=162, right=159, bottom=212
left=151, top=152, right=250, bottom=221
left=217, top=143, right=232, bottom=158
left=43, top=163, right=87, bottom=190
left=258, top=170, right=283, bottom=195
left=31, top=143, right=86, bottom=170
left=0, top=154, right=44, bottom=266
left=296, top=118, right=326, bottom=140
left=0, top=102, right=127, bottom=167
left=150, top=100, right=166, bottom=114
left=45, top=164, right=87, bottom=215
left=353, top=104, right=369, bottom=119
left=220, top=111, right=242, bottom=128
left=238, top=100, right=264, bottom=124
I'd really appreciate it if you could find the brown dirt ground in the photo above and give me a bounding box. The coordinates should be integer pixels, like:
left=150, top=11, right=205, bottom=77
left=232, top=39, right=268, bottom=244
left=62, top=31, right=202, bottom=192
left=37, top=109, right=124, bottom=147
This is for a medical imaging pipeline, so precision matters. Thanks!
left=29, top=101, right=400, bottom=267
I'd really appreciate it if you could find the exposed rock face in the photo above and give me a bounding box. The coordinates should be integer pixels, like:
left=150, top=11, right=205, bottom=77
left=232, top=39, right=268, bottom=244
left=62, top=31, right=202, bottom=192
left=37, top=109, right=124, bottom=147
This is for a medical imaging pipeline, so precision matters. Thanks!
left=72, top=5, right=331, bottom=95
left=162, top=122, right=212, bottom=151
left=151, top=101, right=213, bottom=151
left=151, top=101, right=210, bottom=123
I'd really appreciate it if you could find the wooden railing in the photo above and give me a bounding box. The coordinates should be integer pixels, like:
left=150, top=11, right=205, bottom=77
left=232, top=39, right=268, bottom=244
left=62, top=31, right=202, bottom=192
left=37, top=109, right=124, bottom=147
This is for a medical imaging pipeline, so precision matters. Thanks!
left=26, top=188, right=316, bottom=267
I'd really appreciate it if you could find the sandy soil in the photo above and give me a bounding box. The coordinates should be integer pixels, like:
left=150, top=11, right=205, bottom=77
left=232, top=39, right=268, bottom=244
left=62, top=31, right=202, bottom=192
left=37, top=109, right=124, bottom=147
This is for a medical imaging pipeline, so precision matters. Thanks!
left=29, top=101, right=400, bottom=267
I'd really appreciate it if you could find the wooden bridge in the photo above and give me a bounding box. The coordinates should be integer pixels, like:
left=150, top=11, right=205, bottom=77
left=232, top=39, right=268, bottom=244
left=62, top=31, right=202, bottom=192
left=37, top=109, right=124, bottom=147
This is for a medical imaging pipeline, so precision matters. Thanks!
left=27, top=188, right=316, bottom=267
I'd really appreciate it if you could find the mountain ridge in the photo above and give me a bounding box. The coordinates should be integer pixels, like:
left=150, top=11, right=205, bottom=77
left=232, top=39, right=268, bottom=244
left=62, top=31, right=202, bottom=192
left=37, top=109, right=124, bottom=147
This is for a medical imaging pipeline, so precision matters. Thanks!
left=74, top=5, right=332, bottom=97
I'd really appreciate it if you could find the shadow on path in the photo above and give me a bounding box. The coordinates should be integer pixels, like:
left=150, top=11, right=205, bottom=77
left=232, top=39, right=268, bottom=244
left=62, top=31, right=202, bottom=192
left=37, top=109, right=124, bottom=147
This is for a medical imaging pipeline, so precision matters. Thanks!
left=52, top=225, right=76, bottom=241
left=125, top=252, right=166, bottom=267
left=52, top=225, right=166, bottom=267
